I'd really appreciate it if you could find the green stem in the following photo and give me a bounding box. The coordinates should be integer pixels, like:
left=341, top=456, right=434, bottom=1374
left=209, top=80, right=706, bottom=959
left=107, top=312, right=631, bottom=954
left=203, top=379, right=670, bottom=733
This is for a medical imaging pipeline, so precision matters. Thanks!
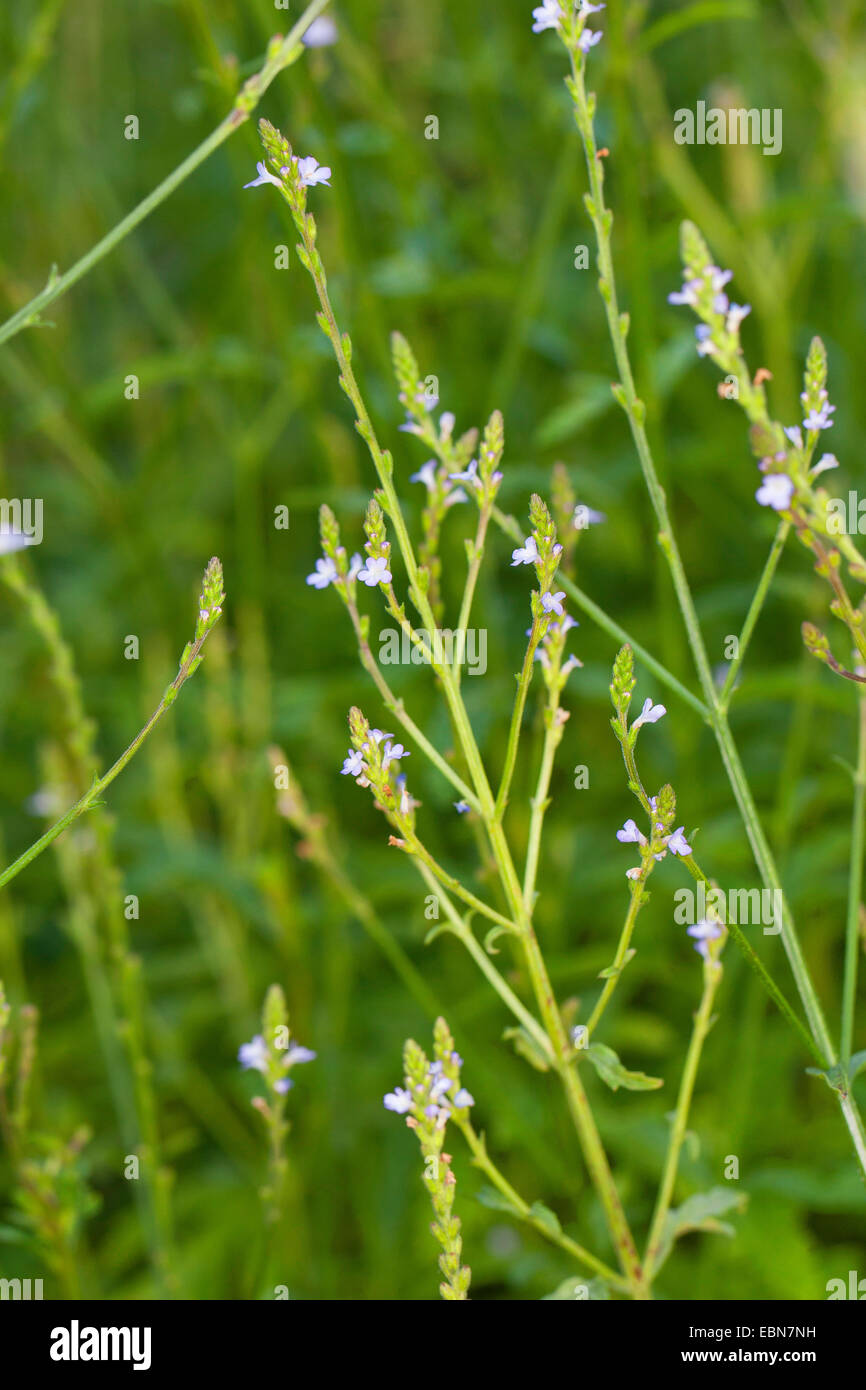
left=453, top=1116, right=629, bottom=1293
left=491, top=506, right=709, bottom=720
left=494, top=620, right=542, bottom=821
left=0, top=0, right=332, bottom=347
left=415, top=864, right=552, bottom=1062
left=0, top=600, right=220, bottom=891
left=564, top=40, right=865, bottom=1163
left=719, top=522, right=790, bottom=710
left=842, top=692, right=866, bottom=1068
left=644, top=951, right=724, bottom=1280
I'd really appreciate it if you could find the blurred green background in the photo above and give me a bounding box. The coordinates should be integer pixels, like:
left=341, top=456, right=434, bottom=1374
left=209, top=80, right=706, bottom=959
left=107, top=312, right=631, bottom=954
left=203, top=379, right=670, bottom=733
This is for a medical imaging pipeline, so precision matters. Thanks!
left=1, top=0, right=865, bottom=1299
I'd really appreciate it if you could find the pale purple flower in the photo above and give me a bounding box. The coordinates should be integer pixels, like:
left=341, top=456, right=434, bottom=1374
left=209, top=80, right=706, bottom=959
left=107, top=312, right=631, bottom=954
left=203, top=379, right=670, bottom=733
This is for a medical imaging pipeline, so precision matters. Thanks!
left=573, top=503, right=607, bottom=529
left=667, top=826, right=692, bottom=856
left=306, top=556, right=338, bottom=589
left=454, top=800, right=471, bottom=813
left=511, top=536, right=539, bottom=566
left=410, top=460, right=438, bottom=489
left=384, top=1087, right=413, bottom=1114
left=616, top=819, right=646, bottom=845
left=668, top=278, right=701, bottom=307
left=449, top=459, right=479, bottom=487
left=812, top=453, right=839, bottom=477
left=244, top=161, right=283, bottom=190
left=784, top=425, right=803, bottom=451
left=358, top=555, right=392, bottom=586
left=803, top=402, right=835, bottom=431
left=531, top=0, right=563, bottom=32
left=341, top=749, right=364, bottom=777
left=367, top=730, right=393, bottom=745
left=632, top=697, right=666, bottom=731
left=726, top=303, right=751, bottom=333
left=708, top=266, right=734, bottom=292
left=444, top=487, right=468, bottom=508
left=541, top=590, right=566, bottom=616
left=687, top=919, right=723, bottom=959
left=0, top=531, right=35, bottom=555
left=302, top=16, right=338, bottom=46
left=453, top=1088, right=474, bottom=1108
left=348, top=552, right=363, bottom=580
left=382, top=740, right=409, bottom=770
left=695, top=324, right=715, bottom=357
left=577, top=28, right=603, bottom=52
left=286, top=1044, right=317, bottom=1066
left=756, top=474, right=794, bottom=511
left=238, top=1035, right=269, bottom=1073
left=580, top=1, right=606, bottom=11
left=274, top=1077, right=294, bottom=1095
left=430, top=1074, right=453, bottom=1102
left=439, top=411, right=456, bottom=436
left=295, top=155, right=332, bottom=187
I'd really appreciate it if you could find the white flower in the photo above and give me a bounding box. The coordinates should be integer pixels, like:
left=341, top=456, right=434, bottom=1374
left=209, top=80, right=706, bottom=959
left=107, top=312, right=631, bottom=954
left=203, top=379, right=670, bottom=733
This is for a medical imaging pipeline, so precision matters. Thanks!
left=302, top=16, right=338, bottom=46
left=531, top=0, right=563, bottom=33
left=238, top=1035, right=269, bottom=1073
left=511, top=536, right=539, bottom=566
left=243, top=161, right=283, bottom=190
left=384, top=1086, right=413, bottom=1114
left=631, top=697, right=666, bottom=732
left=541, top=590, right=566, bottom=616
left=358, top=555, right=392, bottom=586
left=755, top=474, right=794, bottom=512
left=295, top=155, right=332, bottom=187
left=306, top=557, right=338, bottom=589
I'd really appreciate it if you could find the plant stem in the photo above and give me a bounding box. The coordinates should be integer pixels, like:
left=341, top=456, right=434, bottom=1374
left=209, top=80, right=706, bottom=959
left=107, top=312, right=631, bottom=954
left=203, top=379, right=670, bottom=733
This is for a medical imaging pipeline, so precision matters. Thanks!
left=644, top=950, right=724, bottom=1280
left=491, top=506, right=709, bottom=720
left=719, top=521, right=790, bottom=709
left=842, top=691, right=866, bottom=1068
left=453, top=1116, right=630, bottom=1293
left=0, top=0, right=332, bottom=347
left=0, top=590, right=221, bottom=891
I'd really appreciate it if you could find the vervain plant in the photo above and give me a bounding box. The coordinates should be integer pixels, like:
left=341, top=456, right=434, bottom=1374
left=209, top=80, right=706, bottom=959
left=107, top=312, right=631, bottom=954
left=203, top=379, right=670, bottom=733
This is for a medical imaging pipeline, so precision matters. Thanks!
left=229, top=1, right=866, bottom=1298
left=0, top=0, right=863, bottom=1304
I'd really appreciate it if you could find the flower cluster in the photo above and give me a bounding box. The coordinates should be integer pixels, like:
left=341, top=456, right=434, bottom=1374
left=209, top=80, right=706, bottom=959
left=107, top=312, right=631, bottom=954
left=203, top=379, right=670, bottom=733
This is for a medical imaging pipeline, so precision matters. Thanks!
left=237, top=985, right=315, bottom=1097
left=511, top=494, right=567, bottom=622
left=339, top=707, right=417, bottom=829
left=616, top=797, right=692, bottom=880
left=687, top=919, right=725, bottom=961
left=531, top=612, right=582, bottom=694
left=384, top=1019, right=473, bottom=1299
left=305, top=504, right=362, bottom=595
left=531, top=1, right=605, bottom=55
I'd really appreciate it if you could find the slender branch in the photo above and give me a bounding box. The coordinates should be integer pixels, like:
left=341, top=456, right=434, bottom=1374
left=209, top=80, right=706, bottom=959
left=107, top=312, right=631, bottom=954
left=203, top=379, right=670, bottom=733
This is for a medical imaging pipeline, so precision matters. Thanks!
left=0, top=0, right=332, bottom=347
left=644, top=950, right=724, bottom=1279
left=842, top=691, right=866, bottom=1068
left=719, top=521, right=790, bottom=710
left=452, top=1115, right=629, bottom=1294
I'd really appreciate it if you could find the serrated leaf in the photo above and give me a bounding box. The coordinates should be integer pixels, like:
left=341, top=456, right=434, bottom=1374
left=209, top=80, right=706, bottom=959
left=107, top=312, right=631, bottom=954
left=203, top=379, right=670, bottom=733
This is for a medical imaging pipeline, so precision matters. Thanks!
left=654, top=1187, right=747, bottom=1274
left=542, top=1275, right=610, bottom=1301
left=502, top=1025, right=551, bottom=1073
left=585, top=1043, right=663, bottom=1092
left=528, top=1201, right=562, bottom=1238
left=476, top=1184, right=522, bottom=1217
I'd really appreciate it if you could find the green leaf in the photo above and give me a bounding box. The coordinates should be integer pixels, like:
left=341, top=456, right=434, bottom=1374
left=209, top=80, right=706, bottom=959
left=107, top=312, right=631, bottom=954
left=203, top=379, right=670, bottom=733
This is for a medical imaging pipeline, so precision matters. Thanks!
left=475, top=1185, right=522, bottom=1217
left=528, top=1200, right=562, bottom=1238
left=585, top=1043, right=663, bottom=1092
left=806, top=1062, right=848, bottom=1096
left=598, top=948, right=636, bottom=981
left=503, top=1025, right=551, bottom=1073
left=542, top=1275, right=610, bottom=1300
left=848, top=1051, right=866, bottom=1083
left=654, top=1187, right=747, bottom=1274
